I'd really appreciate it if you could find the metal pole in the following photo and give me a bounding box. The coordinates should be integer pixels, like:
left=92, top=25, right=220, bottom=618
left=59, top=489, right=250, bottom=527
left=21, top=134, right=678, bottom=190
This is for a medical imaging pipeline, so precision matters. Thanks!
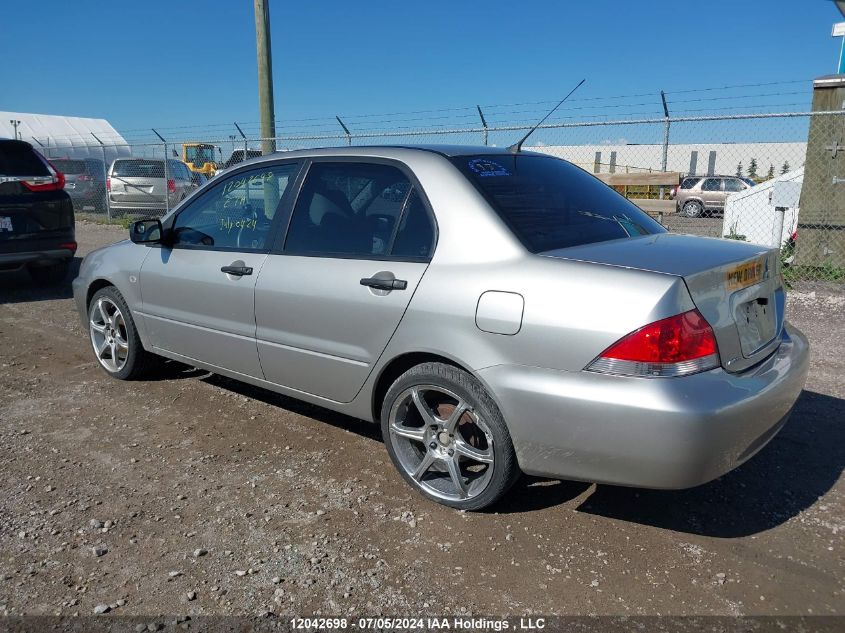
left=234, top=123, right=248, bottom=165
left=91, top=133, right=112, bottom=220
left=660, top=91, right=670, bottom=200
left=336, top=116, right=352, bottom=146
left=254, top=0, right=276, bottom=155
left=477, top=106, right=489, bottom=146
left=151, top=130, right=170, bottom=216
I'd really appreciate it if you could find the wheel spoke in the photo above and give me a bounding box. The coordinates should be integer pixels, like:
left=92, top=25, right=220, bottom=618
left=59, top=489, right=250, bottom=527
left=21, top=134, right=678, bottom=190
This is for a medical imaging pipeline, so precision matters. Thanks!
left=96, top=338, right=109, bottom=358
left=90, top=323, right=107, bottom=334
left=109, top=341, right=118, bottom=363
left=96, top=299, right=109, bottom=326
left=390, top=423, right=426, bottom=443
left=412, top=451, right=436, bottom=481
left=454, top=437, right=493, bottom=464
left=410, top=388, right=437, bottom=426
left=444, top=400, right=469, bottom=434
left=446, top=458, right=468, bottom=498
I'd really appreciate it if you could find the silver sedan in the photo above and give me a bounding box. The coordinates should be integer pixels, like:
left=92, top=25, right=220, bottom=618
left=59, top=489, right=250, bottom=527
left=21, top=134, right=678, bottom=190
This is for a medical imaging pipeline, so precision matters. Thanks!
left=72, top=146, right=809, bottom=510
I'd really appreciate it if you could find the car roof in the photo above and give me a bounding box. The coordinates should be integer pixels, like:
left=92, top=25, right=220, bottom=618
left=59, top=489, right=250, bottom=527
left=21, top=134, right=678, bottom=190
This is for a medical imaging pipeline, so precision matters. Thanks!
left=235, top=144, right=545, bottom=167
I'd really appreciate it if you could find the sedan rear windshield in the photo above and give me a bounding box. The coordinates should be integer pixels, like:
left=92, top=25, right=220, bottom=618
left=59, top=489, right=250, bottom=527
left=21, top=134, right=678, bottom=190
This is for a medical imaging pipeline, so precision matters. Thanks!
left=112, top=159, right=165, bottom=178
left=452, top=154, right=665, bottom=252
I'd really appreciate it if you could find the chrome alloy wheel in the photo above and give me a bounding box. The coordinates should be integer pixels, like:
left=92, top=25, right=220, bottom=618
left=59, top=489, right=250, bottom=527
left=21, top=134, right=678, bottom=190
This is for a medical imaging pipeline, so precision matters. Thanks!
left=89, top=297, right=129, bottom=373
left=388, top=385, right=495, bottom=502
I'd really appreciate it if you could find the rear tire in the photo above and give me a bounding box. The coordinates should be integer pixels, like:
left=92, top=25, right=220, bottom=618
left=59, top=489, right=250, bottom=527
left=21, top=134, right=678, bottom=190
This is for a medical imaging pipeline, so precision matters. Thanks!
left=381, top=362, right=521, bottom=511
left=27, top=260, right=69, bottom=285
left=88, top=286, right=159, bottom=380
left=682, top=200, right=703, bottom=218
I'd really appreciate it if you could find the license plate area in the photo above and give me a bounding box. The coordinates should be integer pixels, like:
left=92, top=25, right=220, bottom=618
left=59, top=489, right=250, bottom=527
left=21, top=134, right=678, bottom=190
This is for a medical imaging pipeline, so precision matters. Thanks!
left=734, top=292, right=777, bottom=358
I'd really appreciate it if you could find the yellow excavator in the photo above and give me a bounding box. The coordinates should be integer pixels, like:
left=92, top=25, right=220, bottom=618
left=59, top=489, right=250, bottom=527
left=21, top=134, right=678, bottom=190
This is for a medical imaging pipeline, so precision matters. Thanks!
left=182, top=143, right=220, bottom=178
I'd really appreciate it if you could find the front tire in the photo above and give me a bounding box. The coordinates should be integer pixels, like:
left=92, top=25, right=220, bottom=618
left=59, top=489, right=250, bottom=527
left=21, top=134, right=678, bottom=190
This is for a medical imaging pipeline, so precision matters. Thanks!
left=381, top=362, right=520, bottom=511
left=88, top=286, right=158, bottom=380
left=682, top=200, right=703, bottom=218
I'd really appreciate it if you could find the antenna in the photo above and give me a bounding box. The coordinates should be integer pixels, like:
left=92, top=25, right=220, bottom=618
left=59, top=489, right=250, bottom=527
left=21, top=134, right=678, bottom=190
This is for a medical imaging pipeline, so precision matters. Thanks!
left=508, top=79, right=586, bottom=153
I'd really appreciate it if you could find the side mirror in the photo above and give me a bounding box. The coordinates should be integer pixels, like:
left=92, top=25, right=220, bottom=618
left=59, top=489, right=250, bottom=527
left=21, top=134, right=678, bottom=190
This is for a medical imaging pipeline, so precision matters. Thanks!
left=129, top=219, right=164, bottom=245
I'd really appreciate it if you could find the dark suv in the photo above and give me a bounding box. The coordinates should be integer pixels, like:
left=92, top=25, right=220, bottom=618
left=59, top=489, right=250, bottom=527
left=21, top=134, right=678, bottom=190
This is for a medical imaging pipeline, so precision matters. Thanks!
left=51, top=157, right=107, bottom=214
left=0, top=140, right=76, bottom=283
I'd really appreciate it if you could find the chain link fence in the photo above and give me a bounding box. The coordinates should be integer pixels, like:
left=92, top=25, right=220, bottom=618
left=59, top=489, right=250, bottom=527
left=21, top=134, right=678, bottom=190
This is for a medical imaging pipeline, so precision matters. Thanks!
left=41, top=110, right=845, bottom=288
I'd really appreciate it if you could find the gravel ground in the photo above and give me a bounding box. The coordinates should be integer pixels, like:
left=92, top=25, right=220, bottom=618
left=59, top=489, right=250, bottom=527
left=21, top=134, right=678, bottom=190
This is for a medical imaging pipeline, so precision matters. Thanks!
left=0, top=220, right=842, bottom=618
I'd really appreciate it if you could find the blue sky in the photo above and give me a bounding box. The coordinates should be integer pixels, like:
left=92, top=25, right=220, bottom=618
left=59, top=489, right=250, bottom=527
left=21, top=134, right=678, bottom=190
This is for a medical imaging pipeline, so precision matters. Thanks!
left=1, top=0, right=843, bottom=142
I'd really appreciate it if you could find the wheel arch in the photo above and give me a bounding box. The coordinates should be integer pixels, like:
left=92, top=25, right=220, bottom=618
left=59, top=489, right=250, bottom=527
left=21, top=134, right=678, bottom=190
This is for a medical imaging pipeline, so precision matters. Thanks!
left=371, top=351, right=473, bottom=423
left=86, top=278, right=116, bottom=309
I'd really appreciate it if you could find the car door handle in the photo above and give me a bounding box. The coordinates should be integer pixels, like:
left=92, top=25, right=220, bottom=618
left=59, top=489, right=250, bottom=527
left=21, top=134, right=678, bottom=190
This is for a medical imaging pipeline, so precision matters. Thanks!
left=360, top=277, right=407, bottom=291
left=221, top=265, right=253, bottom=276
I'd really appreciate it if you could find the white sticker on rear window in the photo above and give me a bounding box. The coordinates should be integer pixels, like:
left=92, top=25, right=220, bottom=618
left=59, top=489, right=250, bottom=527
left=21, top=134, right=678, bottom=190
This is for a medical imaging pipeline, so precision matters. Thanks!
left=0, top=217, right=12, bottom=232
left=468, top=158, right=510, bottom=177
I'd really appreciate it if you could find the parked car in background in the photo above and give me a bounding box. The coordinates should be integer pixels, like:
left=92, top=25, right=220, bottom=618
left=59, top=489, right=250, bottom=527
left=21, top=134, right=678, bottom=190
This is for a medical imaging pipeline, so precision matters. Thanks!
left=674, top=175, right=752, bottom=217
left=0, top=139, right=76, bottom=283
left=73, top=146, right=809, bottom=510
left=190, top=170, right=208, bottom=188
left=107, top=158, right=193, bottom=216
left=223, top=148, right=262, bottom=170
left=52, top=157, right=107, bottom=214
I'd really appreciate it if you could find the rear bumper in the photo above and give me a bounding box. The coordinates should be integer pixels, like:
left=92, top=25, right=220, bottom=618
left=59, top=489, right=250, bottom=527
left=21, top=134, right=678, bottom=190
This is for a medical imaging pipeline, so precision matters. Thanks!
left=0, top=233, right=76, bottom=268
left=478, top=323, right=810, bottom=489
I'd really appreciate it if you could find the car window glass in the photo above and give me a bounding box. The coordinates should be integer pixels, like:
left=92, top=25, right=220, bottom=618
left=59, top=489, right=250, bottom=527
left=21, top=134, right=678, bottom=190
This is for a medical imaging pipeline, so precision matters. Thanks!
left=284, top=162, right=413, bottom=257
left=701, top=178, right=721, bottom=191
left=391, top=189, right=434, bottom=259
left=113, top=160, right=164, bottom=178
left=172, top=163, right=298, bottom=251
left=452, top=155, right=664, bottom=252
left=0, top=143, right=49, bottom=176
left=724, top=178, right=744, bottom=192
left=680, top=177, right=701, bottom=189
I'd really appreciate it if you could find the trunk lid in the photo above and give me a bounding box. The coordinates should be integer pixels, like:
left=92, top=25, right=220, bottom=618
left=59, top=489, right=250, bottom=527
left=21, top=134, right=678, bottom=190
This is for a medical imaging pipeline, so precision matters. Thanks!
left=541, top=233, right=784, bottom=373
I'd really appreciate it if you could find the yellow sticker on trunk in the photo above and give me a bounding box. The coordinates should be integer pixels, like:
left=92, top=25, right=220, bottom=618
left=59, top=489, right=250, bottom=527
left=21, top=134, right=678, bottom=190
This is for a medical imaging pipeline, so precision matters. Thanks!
left=726, top=260, right=763, bottom=290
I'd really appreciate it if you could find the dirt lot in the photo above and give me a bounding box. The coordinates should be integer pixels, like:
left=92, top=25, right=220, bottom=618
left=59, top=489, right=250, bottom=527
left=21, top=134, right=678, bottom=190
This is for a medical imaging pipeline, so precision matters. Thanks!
left=0, top=220, right=843, bottom=618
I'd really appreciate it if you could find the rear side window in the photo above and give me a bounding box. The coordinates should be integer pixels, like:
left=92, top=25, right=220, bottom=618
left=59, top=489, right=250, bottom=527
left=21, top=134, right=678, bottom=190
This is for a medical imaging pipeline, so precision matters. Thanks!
left=285, top=162, right=430, bottom=258
left=680, top=177, right=701, bottom=189
left=112, top=160, right=165, bottom=178
left=452, top=154, right=664, bottom=253
left=0, top=141, right=49, bottom=176
left=701, top=178, right=722, bottom=191
left=51, top=159, right=86, bottom=174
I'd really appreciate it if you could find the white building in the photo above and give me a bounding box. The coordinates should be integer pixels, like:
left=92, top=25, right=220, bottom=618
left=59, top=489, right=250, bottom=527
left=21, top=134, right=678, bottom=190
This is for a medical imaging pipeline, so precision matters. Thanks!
left=0, top=111, right=131, bottom=166
left=530, top=141, right=807, bottom=177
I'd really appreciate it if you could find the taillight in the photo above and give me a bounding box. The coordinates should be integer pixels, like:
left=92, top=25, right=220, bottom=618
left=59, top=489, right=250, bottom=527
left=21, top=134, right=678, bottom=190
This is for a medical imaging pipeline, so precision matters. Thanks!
left=167, top=178, right=176, bottom=193
left=58, top=242, right=77, bottom=252
left=106, top=177, right=111, bottom=191
left=21, top=154, right=65, bottom=192
left=586, top=309, right=719, bottom=377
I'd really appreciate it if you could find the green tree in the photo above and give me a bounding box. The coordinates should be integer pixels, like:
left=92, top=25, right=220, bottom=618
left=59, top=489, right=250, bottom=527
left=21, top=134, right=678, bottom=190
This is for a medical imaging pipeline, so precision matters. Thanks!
left=766, top=164, right=775, bottom=180
left=736, top=162, right=743, bottom=177
left=747, top=158, right=758, bottom=180
left=781, top=161, right=791, bottom=174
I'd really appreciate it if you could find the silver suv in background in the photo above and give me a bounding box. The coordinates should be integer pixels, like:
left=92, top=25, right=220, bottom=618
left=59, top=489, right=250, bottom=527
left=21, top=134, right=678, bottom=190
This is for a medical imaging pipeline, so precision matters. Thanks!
left=673, top=176, right=753, bottom=217
left=107, top=158, right=194, bottom=217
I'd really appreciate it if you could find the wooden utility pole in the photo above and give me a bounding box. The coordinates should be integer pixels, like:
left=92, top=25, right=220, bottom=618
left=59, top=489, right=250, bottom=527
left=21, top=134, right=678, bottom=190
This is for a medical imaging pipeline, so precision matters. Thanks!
left=254, top=0, right=276, bottom=154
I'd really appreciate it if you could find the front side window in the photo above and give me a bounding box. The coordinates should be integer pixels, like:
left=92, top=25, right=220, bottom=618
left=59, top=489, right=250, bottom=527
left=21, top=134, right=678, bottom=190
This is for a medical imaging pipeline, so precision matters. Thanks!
left=701, top=178, right=722, bottom=192
left=452, top=154, right=664, bottom=253
left=723, top=178, right=745, bottom=192
left=171, top=163, right=299, bottom=251
left=285, top=162, right=431, bottom=258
